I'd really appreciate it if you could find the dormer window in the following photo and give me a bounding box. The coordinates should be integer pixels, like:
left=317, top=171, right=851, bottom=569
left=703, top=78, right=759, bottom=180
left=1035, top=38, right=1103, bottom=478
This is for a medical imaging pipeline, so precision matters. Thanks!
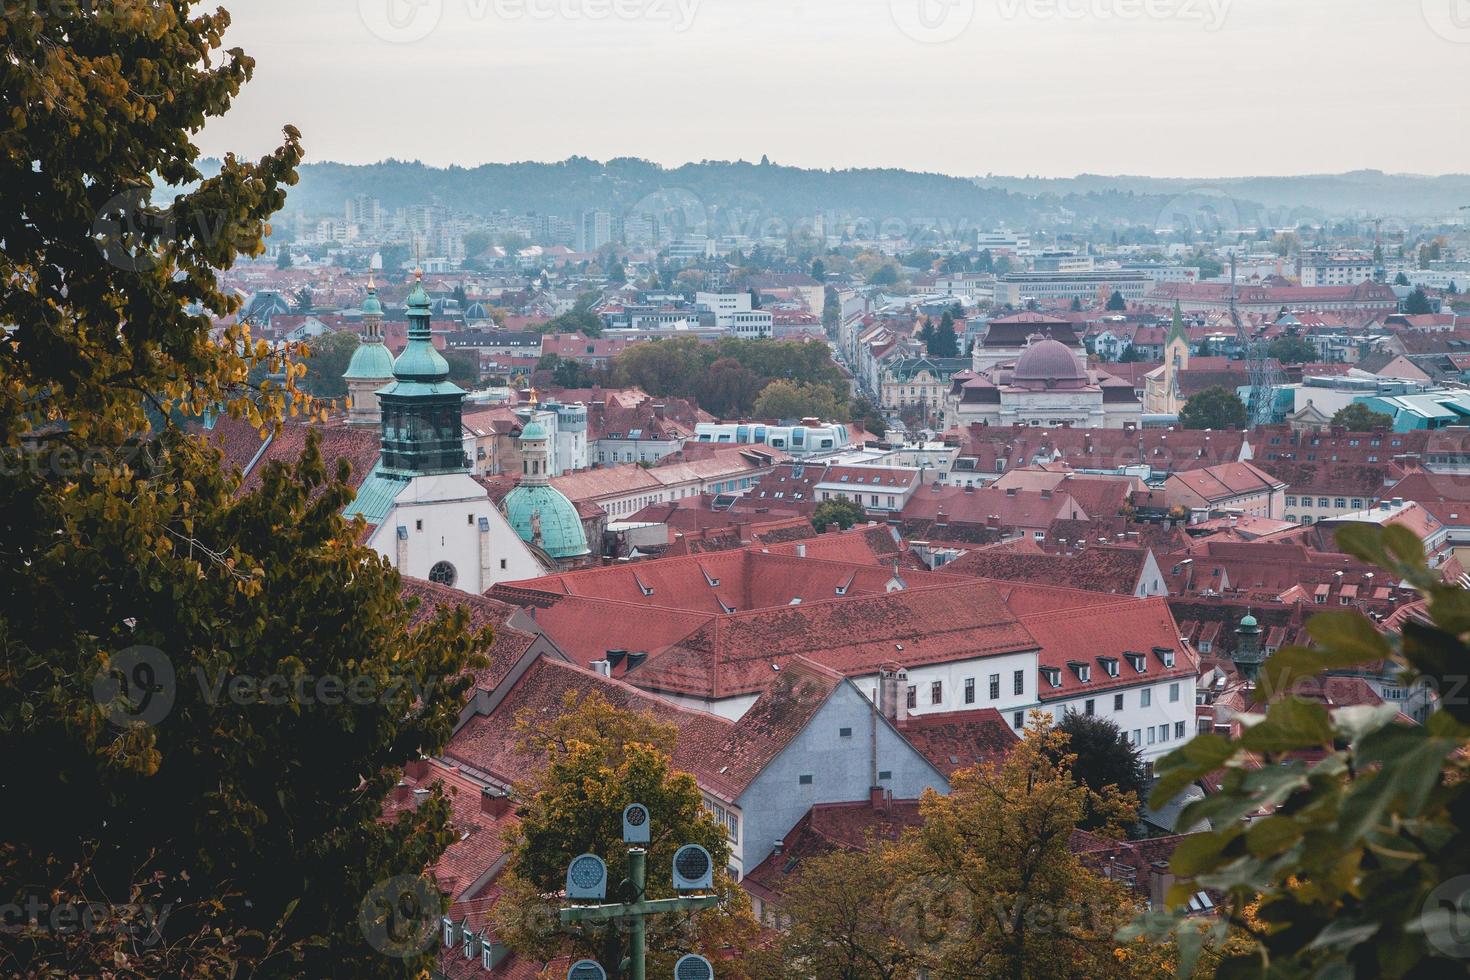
left=1155, top=646, right=1176, bottom=669
left=1099, top=657, right=1120, bottom=678
left=1041, top=667, right=1063, bottom=689
left=1069, top=661, right=1091, bottom=683
left=1125, top=651, right=1147, bottom=674
left=442, top=917, right=456, bottom=948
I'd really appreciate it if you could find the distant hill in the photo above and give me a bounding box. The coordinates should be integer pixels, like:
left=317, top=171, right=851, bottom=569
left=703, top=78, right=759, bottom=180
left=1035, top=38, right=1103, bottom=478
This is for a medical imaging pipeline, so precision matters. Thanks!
left=974, top=171, right=1470, bottom=222
left=254, top=158, right=1470, bottom=232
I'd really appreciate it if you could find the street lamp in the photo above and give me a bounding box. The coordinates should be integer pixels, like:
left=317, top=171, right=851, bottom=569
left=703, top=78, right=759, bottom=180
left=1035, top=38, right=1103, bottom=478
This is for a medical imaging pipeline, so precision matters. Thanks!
left=561, top=803, right=720, bottom=980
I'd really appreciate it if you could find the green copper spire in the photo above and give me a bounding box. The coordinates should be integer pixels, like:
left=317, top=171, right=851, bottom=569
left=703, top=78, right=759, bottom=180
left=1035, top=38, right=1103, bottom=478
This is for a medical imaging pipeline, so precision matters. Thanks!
left=1167, top=301, right=1188, bottom=347
left=375, top=269, right=467, bottom=476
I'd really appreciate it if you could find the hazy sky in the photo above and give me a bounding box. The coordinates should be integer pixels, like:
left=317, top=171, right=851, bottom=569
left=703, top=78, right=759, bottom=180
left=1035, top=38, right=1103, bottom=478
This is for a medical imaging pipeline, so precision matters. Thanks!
left=199, top=0, right=1470, bottom=178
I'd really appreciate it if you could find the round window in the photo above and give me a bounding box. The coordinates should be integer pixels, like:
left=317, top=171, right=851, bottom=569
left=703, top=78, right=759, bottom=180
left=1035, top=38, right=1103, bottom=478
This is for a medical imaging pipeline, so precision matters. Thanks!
left=428, top=561, right=456, bottom=587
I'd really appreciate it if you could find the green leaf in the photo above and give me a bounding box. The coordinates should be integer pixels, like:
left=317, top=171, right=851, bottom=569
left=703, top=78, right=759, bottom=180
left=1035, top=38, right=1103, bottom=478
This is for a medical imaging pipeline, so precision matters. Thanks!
left=1169, top=826, right=1242, bottom=877
left=1150, top=734, right=1238, bottom=807
left=1241, top=698, right=1333, bottom=754
left=1245, top=816, right=1303, bottom=859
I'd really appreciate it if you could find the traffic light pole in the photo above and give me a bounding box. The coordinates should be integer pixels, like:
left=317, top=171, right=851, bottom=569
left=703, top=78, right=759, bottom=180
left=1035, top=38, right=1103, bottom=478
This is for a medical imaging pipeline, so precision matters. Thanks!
left=559, top=846, right=720, bottom=980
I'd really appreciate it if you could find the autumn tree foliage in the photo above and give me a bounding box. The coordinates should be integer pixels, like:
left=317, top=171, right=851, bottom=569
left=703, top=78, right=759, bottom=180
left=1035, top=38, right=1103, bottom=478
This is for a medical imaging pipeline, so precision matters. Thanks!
left=1, top=4, right=488, bottom=975
left=491, top=692, right=759, bottom=977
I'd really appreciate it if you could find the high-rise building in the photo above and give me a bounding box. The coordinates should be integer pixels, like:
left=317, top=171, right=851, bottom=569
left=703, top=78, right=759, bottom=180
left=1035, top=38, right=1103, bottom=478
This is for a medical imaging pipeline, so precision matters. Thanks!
left=577, top=210, right=612, bottom=252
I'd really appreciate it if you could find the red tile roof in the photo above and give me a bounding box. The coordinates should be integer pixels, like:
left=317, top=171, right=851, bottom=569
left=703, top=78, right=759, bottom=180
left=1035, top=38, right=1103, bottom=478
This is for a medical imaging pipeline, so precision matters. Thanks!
left=895, top=709, right=1019, bottom=777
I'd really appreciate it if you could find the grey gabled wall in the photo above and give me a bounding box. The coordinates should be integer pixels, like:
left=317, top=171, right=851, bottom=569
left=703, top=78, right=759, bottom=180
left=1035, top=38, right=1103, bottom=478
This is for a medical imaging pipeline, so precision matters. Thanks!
left=735, top=680, right=946, bottom=873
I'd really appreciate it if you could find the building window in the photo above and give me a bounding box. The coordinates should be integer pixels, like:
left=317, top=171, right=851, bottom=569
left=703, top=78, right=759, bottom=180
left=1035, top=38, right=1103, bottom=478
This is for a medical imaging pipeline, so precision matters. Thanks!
left=1013, top=670, right=1025, bottom=696
left=1013, top=711, right=1024, bottom=730
left=839, top=727, right=852, bottom=738
left=1285, top=496, right=1297, bottom=507
left=1175, top=721, right=1186, bottom=739
left=799, top=774, right=813, bottom=785
left=1114, top=693, right=1124, bottom=711
left=415, top=519, right=423, bottom=531
left=1148, top=728, right=1157, bottom=745
left=1141, top=689, right=1152, bottom=708
left=878, top=770, right=892, bottom=781
left=1130, top=729, right=1141, bottom=746
left=1084, top=699, right=1095, bottom=716
left=428, top=561, right=457, bottom=587
left=931, top=681, right=943, bottom=705
left=1169, top=683, right=1181, bottom=702
left=989, top=674, right=1000, bottom=700
left=1159, top=724, right=1169, bottom=742
left=499, top=559, right=507, bottom=570
left=906, top=686, right=917, bottom=709
left=964, top=678, right=975, bottom=704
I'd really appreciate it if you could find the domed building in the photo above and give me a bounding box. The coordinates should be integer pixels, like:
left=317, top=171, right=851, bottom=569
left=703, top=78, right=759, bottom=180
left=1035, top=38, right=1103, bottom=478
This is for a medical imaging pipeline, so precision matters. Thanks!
left=343, top=270, right=548, bottom=595
left=343, top=275, right=396, bottom=426
left=503, top=397, right=591, bottom=567
left=944, top=331, right=1142, bottom=429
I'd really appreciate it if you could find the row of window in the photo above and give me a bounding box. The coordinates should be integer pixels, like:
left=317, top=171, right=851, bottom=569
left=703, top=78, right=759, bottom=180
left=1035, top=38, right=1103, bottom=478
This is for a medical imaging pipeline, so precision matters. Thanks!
left=1071, top=683, right=1181, bottom=716
left=909, top=670, right=1028, bottom=709
left=1129, top=722, right=1187, bottom=746
left=1285, top=496, right=1363, bottom=510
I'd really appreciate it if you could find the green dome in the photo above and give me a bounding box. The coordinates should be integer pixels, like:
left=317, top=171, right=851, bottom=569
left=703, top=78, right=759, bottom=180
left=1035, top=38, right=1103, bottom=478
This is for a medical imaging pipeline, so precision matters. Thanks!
left=505, top=484, right=590, bottom=559
left=343, top=340, right=395, bottom=380
left=1239, top=613, right=1258, bottom=629
left=391, top=339, right=450, bottom=381
left=361, top=293, right=382, bottom=316
left=406, top=281, right=430, bottom=310
left=519, top=417, right=549, bottom=441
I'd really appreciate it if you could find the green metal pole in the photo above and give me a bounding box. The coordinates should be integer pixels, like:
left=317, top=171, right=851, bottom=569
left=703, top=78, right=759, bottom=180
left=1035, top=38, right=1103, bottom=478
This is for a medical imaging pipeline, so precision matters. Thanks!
left=628, top=847, right=646, bottom=980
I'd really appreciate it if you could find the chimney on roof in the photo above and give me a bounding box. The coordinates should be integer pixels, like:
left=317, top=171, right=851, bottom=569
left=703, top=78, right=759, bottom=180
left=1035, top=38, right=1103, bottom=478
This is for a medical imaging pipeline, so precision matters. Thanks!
left=391, top=783, right=410, bottom=804
left=772, top=838, right=784, bottom=856
left=591, top=659, right=612, bottom=677
left=404, top=759, right=430, bottom=781
left=653, top=403, right=666, bottom=420
left=878, top=668, right=907, bottom=724
left=826, top=523, right=840, bottom=534
left=796, top=542, right=807, bottom=557
left=1149, top=861, right=1174, bottom=911
left=481, top=786, right=511, bottom=819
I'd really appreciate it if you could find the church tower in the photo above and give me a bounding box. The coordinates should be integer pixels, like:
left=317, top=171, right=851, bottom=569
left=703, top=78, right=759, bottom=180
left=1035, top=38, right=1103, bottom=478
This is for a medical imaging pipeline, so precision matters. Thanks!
left=1164, top=301, right=1191, bottom=414
left=343, top=275, right=396, bottom=426
left=504, top=391, right=591, bottom=565
left=376, top=269, right=468, bottom=476
left=1233, top=610, right=1265, bottom=683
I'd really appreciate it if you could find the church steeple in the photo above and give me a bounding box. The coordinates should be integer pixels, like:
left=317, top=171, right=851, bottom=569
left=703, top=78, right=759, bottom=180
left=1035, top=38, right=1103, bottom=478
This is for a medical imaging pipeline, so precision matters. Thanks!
left=1166, top=301, right=1189, bottom=348
left=344, top=273, right=395, bottom=425
left=375, top=269, right=467, bottom=475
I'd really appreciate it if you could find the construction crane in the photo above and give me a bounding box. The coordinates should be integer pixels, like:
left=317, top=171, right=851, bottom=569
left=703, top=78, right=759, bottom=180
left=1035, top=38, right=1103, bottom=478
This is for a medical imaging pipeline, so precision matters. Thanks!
left=1228, top=249, right=1282, bottom=428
